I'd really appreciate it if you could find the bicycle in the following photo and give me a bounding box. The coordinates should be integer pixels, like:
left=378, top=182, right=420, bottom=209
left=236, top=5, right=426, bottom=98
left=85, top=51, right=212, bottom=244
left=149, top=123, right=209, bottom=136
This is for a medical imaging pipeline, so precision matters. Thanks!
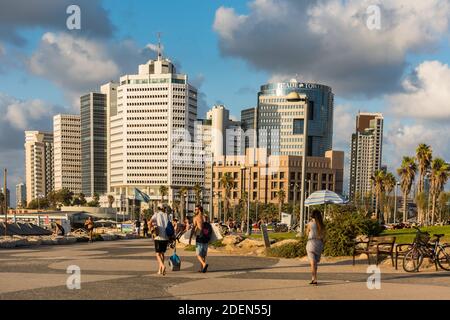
left=403, top=226, right=450, bottom=272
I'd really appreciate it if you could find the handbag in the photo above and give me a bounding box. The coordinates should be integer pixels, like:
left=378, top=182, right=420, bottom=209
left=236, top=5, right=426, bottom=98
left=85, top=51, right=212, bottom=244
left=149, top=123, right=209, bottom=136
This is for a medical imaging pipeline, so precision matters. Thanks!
left=168, top=247, right=181, bottom=271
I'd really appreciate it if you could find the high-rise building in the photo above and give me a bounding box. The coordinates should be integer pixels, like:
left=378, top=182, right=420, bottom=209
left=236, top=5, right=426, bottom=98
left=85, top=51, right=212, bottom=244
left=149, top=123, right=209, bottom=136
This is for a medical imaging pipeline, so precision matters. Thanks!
left=241, top=107, right=256, bottom=152
left=15, top=183, right=26, bottom=208
left=1, top=188, right=10, bottom=209
left=24, top=131, right=54, bottom=203
left=81, top=92, right=107, bottom=196
left=53, top=114, right=82, bottom=194
left=108, top=52, right=203, bottom=204
left=349, top=112, right=384, bottom=201
left=257, top=79, right=334, bottom=157
left=101, top=82, right=118, bottom=194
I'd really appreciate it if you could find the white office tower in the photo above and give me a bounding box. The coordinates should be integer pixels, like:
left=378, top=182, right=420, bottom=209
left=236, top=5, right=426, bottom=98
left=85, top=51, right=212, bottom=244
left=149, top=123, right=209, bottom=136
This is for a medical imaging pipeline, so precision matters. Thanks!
left=16, top=183, right=26, bottom=208
left=349, top=112, right=384, bottom=201
left=24, top=131, right=54, bottom=204
left=53, top=114, right=82, bottom=194
left=109, top=52, right=203, bottom=204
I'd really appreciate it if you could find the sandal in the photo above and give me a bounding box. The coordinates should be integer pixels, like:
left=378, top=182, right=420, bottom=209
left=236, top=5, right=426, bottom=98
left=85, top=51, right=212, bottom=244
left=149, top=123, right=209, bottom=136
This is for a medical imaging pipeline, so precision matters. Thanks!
left=309, top=280, right=318, bottom=285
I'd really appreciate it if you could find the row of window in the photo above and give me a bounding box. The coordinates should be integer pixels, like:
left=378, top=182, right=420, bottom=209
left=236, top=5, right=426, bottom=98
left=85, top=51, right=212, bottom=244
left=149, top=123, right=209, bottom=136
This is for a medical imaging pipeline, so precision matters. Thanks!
left=127, top=102, right=168, bottom=106
left=127, top=87, right=168, bottom=92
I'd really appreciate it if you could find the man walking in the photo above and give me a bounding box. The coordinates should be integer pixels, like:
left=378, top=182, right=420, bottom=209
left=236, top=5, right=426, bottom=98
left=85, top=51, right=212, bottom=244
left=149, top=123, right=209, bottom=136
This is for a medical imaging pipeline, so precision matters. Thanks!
left=135, top=219, right=141, bottom=237
left=150, top=205, right=170, bottom=275
left=84, top=216, right=94, bottom=243
left=189, top=205, right=211, bottom=273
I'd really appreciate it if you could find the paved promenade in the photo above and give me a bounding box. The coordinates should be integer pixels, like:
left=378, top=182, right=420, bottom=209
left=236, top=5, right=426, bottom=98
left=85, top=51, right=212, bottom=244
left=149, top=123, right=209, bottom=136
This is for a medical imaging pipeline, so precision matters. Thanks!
left=1, top=239, right=449, bottom=300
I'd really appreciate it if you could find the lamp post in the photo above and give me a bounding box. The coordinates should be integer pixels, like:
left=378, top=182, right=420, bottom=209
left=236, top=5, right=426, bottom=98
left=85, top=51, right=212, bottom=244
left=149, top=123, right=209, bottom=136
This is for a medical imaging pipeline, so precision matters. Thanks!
left=299, top=101, right=309, bottom=236
left=3, top=168, right=7, bottom=237
left=394, top=181, right=400, bottom=224
left=209, top=153, right=214, bottom=222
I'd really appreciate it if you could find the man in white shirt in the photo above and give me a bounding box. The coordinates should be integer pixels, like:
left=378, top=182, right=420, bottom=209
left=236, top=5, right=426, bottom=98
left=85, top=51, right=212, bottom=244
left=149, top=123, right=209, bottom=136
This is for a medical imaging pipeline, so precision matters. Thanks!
left=150, top=205, right=169, bottom=275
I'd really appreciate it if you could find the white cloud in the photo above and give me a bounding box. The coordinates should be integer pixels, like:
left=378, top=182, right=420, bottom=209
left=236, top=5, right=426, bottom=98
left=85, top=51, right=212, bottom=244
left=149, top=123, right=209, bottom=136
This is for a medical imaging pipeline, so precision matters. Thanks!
left=214, top=0, right=450, bottom=97
left=387, top=60, right=450, bottom=120
left=28, top=32, right=158, bottom=107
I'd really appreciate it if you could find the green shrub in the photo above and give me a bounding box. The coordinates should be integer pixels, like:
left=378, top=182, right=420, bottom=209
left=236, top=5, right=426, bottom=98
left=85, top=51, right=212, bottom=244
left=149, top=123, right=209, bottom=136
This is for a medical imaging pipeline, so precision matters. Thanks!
left=323, top=209, right=382, bottom=257
left=184, top=245, right=196, bottom=251
left=266, top=237, right=308, bottom=258
left=210, top=240, right=225, bottom=248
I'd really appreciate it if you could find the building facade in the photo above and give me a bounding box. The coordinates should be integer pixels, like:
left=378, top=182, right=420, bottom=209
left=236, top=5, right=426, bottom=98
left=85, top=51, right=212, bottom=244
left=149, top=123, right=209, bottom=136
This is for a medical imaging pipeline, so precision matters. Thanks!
left=241, top=107, right=256, bottom=152
left=81, top=92, right=107, bottom=196
left=53, top=114, right=82, bottom=194
left=108, top=54, right=203, bottom=204
left=24, top=131, right=54, bottom=203
left=15, top=183, right=26, bottom=208
left=211, top=148, right=344, bottom=219
left=349, top=112, right=384, bottom=201
left=257, top=79, right=334, bottom=157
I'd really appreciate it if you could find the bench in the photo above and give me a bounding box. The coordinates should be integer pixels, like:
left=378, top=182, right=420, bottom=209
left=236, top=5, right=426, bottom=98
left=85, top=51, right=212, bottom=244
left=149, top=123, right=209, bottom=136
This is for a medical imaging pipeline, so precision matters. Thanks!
left=353, top=236, right=396, bottom=266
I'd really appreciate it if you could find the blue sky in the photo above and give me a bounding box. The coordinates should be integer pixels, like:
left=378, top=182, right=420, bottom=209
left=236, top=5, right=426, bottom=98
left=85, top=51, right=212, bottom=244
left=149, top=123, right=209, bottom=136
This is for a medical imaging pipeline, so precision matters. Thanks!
left=0, top=0, right=449, bottom=204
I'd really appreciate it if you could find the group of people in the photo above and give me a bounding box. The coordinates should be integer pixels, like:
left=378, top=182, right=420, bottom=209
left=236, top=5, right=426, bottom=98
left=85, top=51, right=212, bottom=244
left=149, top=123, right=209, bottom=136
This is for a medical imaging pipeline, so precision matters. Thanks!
left=149, top=204, right=211, bottom=275
left=83, top=205, right=326, bottom=285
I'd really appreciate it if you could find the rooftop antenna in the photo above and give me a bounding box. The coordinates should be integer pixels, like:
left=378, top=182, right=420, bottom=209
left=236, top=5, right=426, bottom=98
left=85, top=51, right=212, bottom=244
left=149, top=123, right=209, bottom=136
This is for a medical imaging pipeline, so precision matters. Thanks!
left=157, top=32, right=162, bottom=60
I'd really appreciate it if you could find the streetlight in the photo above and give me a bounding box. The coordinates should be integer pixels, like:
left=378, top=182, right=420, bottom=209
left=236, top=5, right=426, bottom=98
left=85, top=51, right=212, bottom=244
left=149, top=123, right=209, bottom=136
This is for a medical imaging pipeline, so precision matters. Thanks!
left=241, top=165, right=251, bottom=235
left=291, top=182, right=299, bottom=225
left=394, top=181, right=400, bottom=224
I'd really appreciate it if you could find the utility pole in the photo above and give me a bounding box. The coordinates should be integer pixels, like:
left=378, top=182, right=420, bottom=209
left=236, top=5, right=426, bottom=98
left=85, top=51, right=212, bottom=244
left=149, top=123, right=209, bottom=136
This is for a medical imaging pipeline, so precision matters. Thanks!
left=210, top=153, right=214, bottom=221
left=4, top=168, right=7, bottom=237
left=247, top=167, right=251, bottom=235
left=299, top=101, right=309, bottom=235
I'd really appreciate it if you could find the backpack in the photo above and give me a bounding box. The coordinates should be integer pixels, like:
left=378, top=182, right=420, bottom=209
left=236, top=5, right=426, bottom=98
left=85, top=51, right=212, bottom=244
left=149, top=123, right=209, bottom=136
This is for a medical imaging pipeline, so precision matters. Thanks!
left=198, top=222, right=213, bottom=243
left=168, top=251, right=181, bottom=271
left=165, top=221, right=175, bottom=238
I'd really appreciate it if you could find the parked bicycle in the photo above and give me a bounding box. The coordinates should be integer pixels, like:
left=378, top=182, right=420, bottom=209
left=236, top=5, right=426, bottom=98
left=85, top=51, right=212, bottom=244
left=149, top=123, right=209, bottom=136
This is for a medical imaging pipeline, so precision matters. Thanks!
left=403, top=226, right=450, bottom=272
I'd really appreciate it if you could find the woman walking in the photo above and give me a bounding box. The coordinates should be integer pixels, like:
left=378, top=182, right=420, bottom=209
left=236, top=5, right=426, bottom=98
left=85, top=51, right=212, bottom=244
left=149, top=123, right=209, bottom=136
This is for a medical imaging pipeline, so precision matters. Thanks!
left=306, top=209, right=325, bottom=285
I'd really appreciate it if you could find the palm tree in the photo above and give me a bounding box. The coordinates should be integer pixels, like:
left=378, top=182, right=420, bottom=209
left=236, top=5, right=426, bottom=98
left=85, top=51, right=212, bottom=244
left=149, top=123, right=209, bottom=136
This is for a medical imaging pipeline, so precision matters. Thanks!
left=277, top=189, right=286, bottom=220
left=438, top=192, right=450, bottom=223
left=416, top=144, right=432, bottom=194
left=220, top=173, right=233, bottom=222
left=397, top=156, right=418, bottom=223
left=383, top=172, right=396, bottom=223
left=430, top=158, right=449, bottom=225
left=370, top=170, right=385, bottom=221
left=159, top=185, right=168, bottom=204
left=416, top=144, right=432, bottom=223
left=107, top=195, right=115, bottom=208
left=179, top=186, right=188, bottom=221
left=173, top=199, right=181, bottom=219
left=193, top=183, right=202, bottom=205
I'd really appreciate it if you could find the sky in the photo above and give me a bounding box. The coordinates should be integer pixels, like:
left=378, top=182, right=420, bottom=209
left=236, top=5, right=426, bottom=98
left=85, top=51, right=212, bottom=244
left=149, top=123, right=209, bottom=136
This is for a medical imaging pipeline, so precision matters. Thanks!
left=0, top=0, right=449, bottom=206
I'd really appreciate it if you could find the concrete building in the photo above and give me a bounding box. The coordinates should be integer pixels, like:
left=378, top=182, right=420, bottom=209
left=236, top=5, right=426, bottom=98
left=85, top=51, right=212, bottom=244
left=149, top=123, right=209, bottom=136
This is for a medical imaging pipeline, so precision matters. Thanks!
left=53, top=114, right=82, bottom=194
left=257, top=79, right=334, bottom=157
left=81, top=92, right=107, bottom=196
left=241, top=107, right=256, bottom=152
left=349, top=112, right=384, bottom=201
left=108, top=51, right=203, bottom=206
left=211, top=148, right=344, bottom=219
left=101, top=82, right=118, bottom=194
left=15, top=183, right=26, bottom=208
left=24, top=131, right=54, bottom=204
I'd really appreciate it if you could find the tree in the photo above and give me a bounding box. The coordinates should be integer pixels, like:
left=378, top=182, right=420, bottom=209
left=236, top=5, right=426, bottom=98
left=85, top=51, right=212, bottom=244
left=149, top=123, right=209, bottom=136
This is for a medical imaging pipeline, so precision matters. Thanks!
left=107, top=195, right=115, bottom=208
left=430, top=158, right=449, bottom=225
left=0, top=192, right=5, bottom=214
left=220, top=172, right=233, bottom=222
left=172, top=199, right=180, bottom=219
left=179, top=186, right=188, bottom=221
left=370, top=170, right=385, bottom=221
left=27, top=197, right=50, bottom=210
left=416, top=144, right=432, bottom=223
left=437, top=192, right=450, bottom=223
left=382, top=172, right=396, bottom=223
left=397, top=156, right=417, bottom=222
left=193, top=183, right=202, bottom=205
left=416, top=144, right=432, bottom=194
left=277, top=189, right=286, bottom=220
left=159, top=185, right=168, bottom=204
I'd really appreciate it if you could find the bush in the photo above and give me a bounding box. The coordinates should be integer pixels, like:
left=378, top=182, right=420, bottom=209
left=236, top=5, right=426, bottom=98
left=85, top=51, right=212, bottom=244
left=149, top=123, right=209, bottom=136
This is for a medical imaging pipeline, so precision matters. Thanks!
left=266, top=237, right=308, bottom=258
left=184, top=245, right=196, bottom=251
left=323, top=208, right=382, bottom=257
left=210, top=240, right=225, bottom=248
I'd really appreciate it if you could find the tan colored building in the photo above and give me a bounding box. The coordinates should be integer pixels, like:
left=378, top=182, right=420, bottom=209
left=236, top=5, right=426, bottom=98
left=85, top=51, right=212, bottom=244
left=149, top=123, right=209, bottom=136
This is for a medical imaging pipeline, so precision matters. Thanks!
left=211, top=148, right=344, bottom=218
left=24, top=131, right=54, bottom=204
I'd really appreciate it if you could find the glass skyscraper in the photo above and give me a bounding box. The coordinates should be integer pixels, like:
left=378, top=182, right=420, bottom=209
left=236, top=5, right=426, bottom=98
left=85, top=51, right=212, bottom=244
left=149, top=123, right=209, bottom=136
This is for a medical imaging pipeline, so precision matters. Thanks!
left=81, top=92, right=107, bottom=196
left=257, top=79, right=334, bottom=157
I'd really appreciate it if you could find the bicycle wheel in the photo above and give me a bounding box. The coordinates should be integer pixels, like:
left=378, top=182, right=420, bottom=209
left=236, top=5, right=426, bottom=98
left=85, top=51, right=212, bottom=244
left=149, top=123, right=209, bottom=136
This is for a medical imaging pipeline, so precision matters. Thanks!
left=437, top=245, right=450, bottom=271
left=403, top=247, right=423, bottom=272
